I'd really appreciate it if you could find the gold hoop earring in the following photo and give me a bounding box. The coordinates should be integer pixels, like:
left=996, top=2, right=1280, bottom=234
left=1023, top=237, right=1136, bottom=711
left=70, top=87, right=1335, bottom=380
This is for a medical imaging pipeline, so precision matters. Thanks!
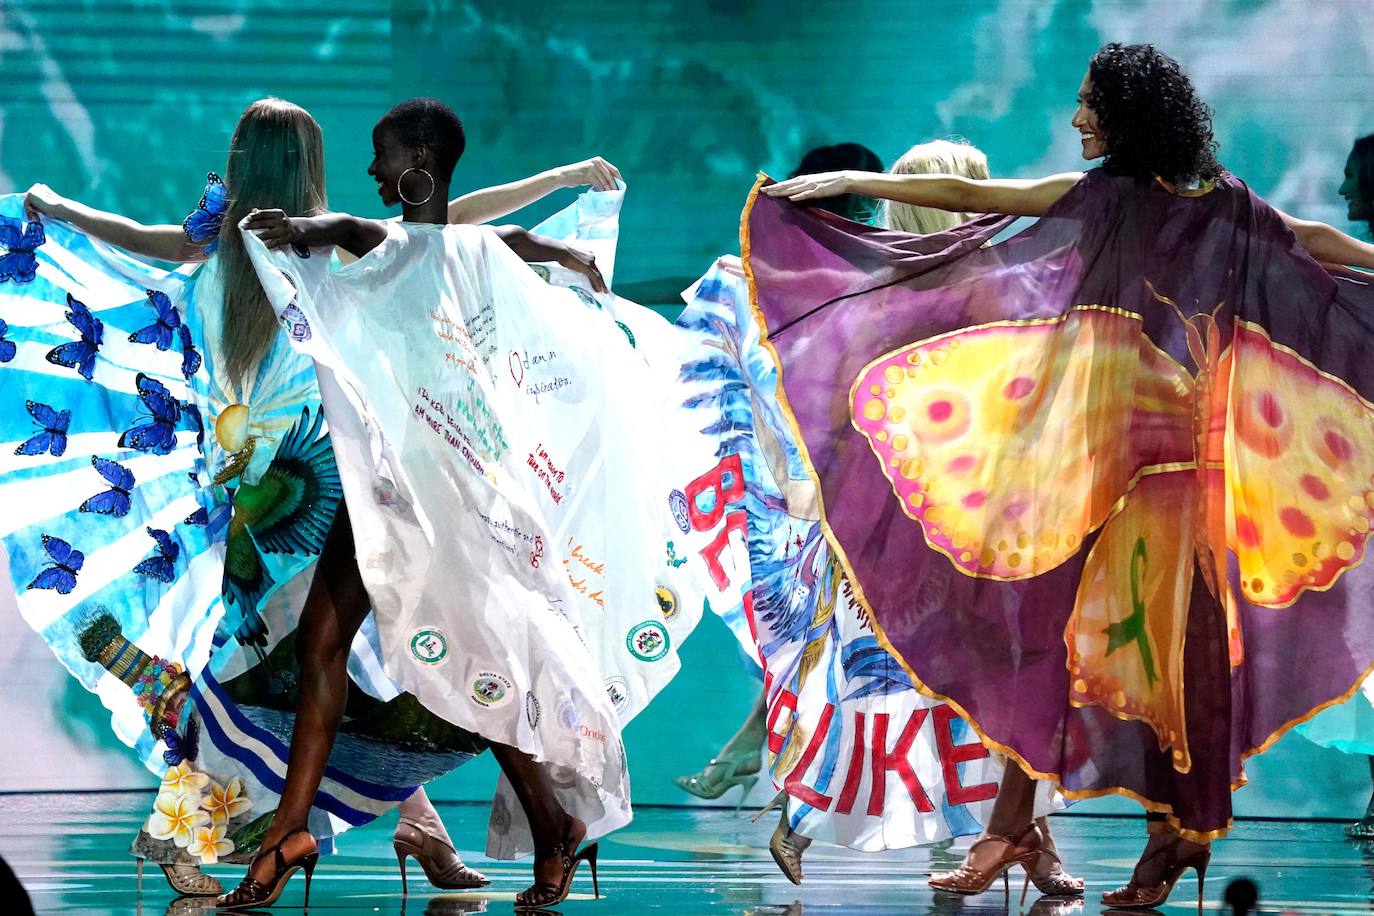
left=398, top=167, right=435, bottom=206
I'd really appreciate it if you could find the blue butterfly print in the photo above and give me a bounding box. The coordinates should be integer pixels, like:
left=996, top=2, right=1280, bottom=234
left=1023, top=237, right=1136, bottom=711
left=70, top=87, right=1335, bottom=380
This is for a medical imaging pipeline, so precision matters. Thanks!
left=0, top=215, right=45, bottom=283
left=182, top=172, right=226, bottom=250
left=178, top=324, right=201, bottom=379
left=181, top=400, right=204, bottom=448
left=45, top=293, right=104, bottom=381
left=0, top=317, right=16, bottom=363
left=26, top=534, right=83, bottom=594
left=128, top=290, right=181, bottom=351
left=79, top=456, right=135, bottom=517
left=134, top=527, right=179, bottom=582
left=184, top=505, right=209, bottom=526
left=161, top=718, right=200, bottom=766
left=14, top=400, right=70, bottom=456
left=118, top=374, right=181, bottom=455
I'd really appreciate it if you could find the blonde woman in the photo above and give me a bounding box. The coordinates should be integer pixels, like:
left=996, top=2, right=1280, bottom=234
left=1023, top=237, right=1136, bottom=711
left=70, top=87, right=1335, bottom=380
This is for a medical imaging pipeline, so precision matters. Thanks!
left=12, top=97, right=614, bottom=897
left=882, top=139, right=990, bottom=234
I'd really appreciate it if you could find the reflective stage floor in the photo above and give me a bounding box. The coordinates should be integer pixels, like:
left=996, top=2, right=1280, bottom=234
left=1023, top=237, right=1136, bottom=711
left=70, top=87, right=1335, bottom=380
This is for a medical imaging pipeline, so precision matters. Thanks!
left=4, top=793, right=1373, bottom=914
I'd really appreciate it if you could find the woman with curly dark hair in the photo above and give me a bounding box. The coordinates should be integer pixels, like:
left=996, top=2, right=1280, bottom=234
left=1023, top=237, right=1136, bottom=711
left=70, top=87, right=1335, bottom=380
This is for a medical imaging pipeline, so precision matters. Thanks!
left=764, top=42, right=1374, bottom=909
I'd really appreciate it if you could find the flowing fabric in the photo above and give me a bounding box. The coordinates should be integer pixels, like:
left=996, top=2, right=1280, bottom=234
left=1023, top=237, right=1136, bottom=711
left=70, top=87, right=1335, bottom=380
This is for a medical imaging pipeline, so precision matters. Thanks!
left=0, top=185, right=635, bottom=863
left=744, top=169, right=1374, bottom=838
left=674, top=256, right=1061, bottom=850
left=241, top=190, right=729, bottom=855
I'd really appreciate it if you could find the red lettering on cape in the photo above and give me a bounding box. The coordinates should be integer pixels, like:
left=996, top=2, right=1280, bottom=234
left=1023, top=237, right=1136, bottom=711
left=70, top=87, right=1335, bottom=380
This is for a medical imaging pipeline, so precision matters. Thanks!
left=700, top=510, right=747, bottom=590
left=685, top=454, right=746, bottom=531
left=783, top=703, right=835, bottom=810
left=933, top=706, right=997, bottom=806
left=869, top=709, right=932, bottom=815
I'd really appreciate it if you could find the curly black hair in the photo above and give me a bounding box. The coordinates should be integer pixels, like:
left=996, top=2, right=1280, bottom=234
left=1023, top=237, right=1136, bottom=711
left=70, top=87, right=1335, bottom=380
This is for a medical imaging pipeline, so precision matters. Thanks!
left=1087, top=43, right=1223, bottom=186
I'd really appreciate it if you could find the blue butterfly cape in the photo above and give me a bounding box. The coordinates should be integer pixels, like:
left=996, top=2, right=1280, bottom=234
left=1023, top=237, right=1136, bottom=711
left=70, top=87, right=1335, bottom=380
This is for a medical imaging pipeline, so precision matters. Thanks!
left=0, top=189, right=569, bottom=862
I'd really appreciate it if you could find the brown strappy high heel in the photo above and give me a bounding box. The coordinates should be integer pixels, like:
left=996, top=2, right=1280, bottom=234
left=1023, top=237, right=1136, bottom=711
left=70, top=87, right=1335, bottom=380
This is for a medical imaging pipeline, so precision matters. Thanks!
left=929, top=823, right=1044, bottom=905
left=514, top=830, right=600, bottom=911
left=1031, top=846, right=1085, bottom=897
left=1101, top=835, right=1210, bottom=912
left=215, top=826, right=319, bottom=911
left=393, top=819, right=489, bottom=893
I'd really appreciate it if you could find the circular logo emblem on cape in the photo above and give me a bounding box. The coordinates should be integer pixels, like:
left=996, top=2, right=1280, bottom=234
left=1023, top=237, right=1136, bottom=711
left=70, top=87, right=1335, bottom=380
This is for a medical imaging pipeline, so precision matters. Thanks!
left=280, top=302, right=311, bottom=342
left=605, top=676, right=629, bottom=714
left=558, top=697, right=581, bottom=733
left=615, top=320, right=636, bottom=348
left=655, top=586, right=678, bottom=620
left=668, top=490, right=691, bottom=533
left=469, top=671, right=513, bottom=708
left=525, top=691, right=542, bottom=729
left=571, top=286, right=600, bottom=309
left=409, top=628, right=448, bottom=666
left=529, top=263, right=552, bottom=282
left=626, top=620, right=671, bottom=662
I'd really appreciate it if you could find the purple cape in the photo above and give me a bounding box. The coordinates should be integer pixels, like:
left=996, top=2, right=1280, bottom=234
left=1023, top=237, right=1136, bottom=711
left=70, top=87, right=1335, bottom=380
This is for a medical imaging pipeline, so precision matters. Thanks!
left=744, top=168, right=1374, bottom=836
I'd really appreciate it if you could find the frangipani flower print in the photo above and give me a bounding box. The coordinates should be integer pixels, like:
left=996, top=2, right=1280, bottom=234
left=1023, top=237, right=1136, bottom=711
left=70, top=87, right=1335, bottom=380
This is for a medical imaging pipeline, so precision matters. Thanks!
left=186, top=822, right=234, bottom=864
left=159, top=760, right=210, bottom=798
left=146, top=790, right=210, bottom=848
left=201, top=776, right=252, bottom=826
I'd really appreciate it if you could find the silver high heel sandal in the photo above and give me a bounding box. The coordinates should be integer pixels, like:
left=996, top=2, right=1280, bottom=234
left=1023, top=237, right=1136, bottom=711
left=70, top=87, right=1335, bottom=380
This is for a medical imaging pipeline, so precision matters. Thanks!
left=752, top=790, right=810, bottom=884
left=674, top=754, right=762, bottom=814
left=135, top=856, right=224, bottom=897
left=393, top=819, right=489, bottom=893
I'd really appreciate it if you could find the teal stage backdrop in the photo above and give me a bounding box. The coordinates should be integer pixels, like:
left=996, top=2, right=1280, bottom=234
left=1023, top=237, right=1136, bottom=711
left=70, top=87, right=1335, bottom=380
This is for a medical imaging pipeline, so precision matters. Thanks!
left=1, top=0, right=1373, bottom=819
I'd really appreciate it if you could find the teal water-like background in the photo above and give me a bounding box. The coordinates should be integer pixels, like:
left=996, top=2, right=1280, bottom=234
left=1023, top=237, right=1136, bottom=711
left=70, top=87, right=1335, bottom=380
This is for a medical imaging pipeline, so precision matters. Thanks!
left=1, top=0, right=1372, bottom=819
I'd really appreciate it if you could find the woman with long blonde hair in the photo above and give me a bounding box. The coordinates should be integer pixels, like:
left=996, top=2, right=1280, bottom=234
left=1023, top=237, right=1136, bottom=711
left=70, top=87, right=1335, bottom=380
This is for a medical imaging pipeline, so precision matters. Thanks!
left=13, top=96, right=618, bottom=898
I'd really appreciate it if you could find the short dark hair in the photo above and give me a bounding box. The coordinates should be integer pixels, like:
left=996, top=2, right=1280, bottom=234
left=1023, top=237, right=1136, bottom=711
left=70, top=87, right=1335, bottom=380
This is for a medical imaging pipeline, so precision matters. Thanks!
left=789, top=142, right=885, bottom=223
left=378, top=97, right=466, bottom=181
left=1087, top=43, right=1223, bottom=186
left=1351, top=133, right=1374, bottom=237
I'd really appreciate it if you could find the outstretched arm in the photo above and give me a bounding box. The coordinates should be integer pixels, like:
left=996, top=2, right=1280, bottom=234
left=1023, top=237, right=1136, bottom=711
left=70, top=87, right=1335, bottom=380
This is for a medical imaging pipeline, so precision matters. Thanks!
left=23, top=183, right=205, bottom=262
left=241, top=209, right=388, bottom=259
left=764, top=170, right=1083, bottom=218
left=1278, top=211, right=1374, bottom=270
left=448, top=157, right=622, bottom=225
left=493, top=226, right=607, bottom=293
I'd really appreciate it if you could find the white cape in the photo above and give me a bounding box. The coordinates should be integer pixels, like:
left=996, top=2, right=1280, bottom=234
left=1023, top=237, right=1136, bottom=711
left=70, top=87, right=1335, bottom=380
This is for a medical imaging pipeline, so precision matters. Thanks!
left=242, top=199, right=726, bottom=853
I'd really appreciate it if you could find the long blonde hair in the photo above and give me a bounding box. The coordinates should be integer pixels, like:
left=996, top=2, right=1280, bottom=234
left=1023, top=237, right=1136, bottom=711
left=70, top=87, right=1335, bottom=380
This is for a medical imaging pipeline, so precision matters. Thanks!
left=882, top=139, right=990, bottom=235
left=216, top=98, right=327, bottom=387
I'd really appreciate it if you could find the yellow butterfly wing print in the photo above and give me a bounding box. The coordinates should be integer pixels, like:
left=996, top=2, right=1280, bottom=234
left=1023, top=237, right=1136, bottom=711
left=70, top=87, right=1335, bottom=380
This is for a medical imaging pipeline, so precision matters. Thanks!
left=1226, top=322, right=1374, bottom=608
left=850, top=306, right=1194, bottom=581
left=1066, top=471, right=1196, bottom=769
left=853, top=305, right=1202, bottom=766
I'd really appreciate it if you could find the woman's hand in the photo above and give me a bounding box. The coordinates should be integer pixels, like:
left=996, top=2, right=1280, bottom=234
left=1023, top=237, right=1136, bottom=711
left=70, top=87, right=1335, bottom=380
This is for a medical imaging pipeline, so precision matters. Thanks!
left=555, top=157, right=622, bottom=192
left=557, top=244, right=608, bottom=293
left=242, top=208, right=303, bottom=250
left=763, top=171, right=854, bottom=201
left=23, top=183, right=68, bottom=222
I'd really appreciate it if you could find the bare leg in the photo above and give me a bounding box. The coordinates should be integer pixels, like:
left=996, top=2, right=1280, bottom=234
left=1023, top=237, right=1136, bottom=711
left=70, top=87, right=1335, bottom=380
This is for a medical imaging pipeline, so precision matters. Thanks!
left=235, top=505, right=371, bottom=886
left=675, top=689, right=766, bottom=797
left=961, top=764, right=1038, bottom=872
left=718, top=693, right=768, bottom=760
left=397, top=786, right=455, bottom=848
left=490, top=743, right=588, bottom=906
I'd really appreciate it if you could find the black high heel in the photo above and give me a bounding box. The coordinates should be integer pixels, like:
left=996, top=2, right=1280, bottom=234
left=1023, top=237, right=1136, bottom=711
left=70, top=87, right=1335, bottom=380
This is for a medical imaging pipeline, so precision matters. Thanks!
left=514, top=839, right=600, bottom=910
left=215, top=826, right=319, bottom=911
